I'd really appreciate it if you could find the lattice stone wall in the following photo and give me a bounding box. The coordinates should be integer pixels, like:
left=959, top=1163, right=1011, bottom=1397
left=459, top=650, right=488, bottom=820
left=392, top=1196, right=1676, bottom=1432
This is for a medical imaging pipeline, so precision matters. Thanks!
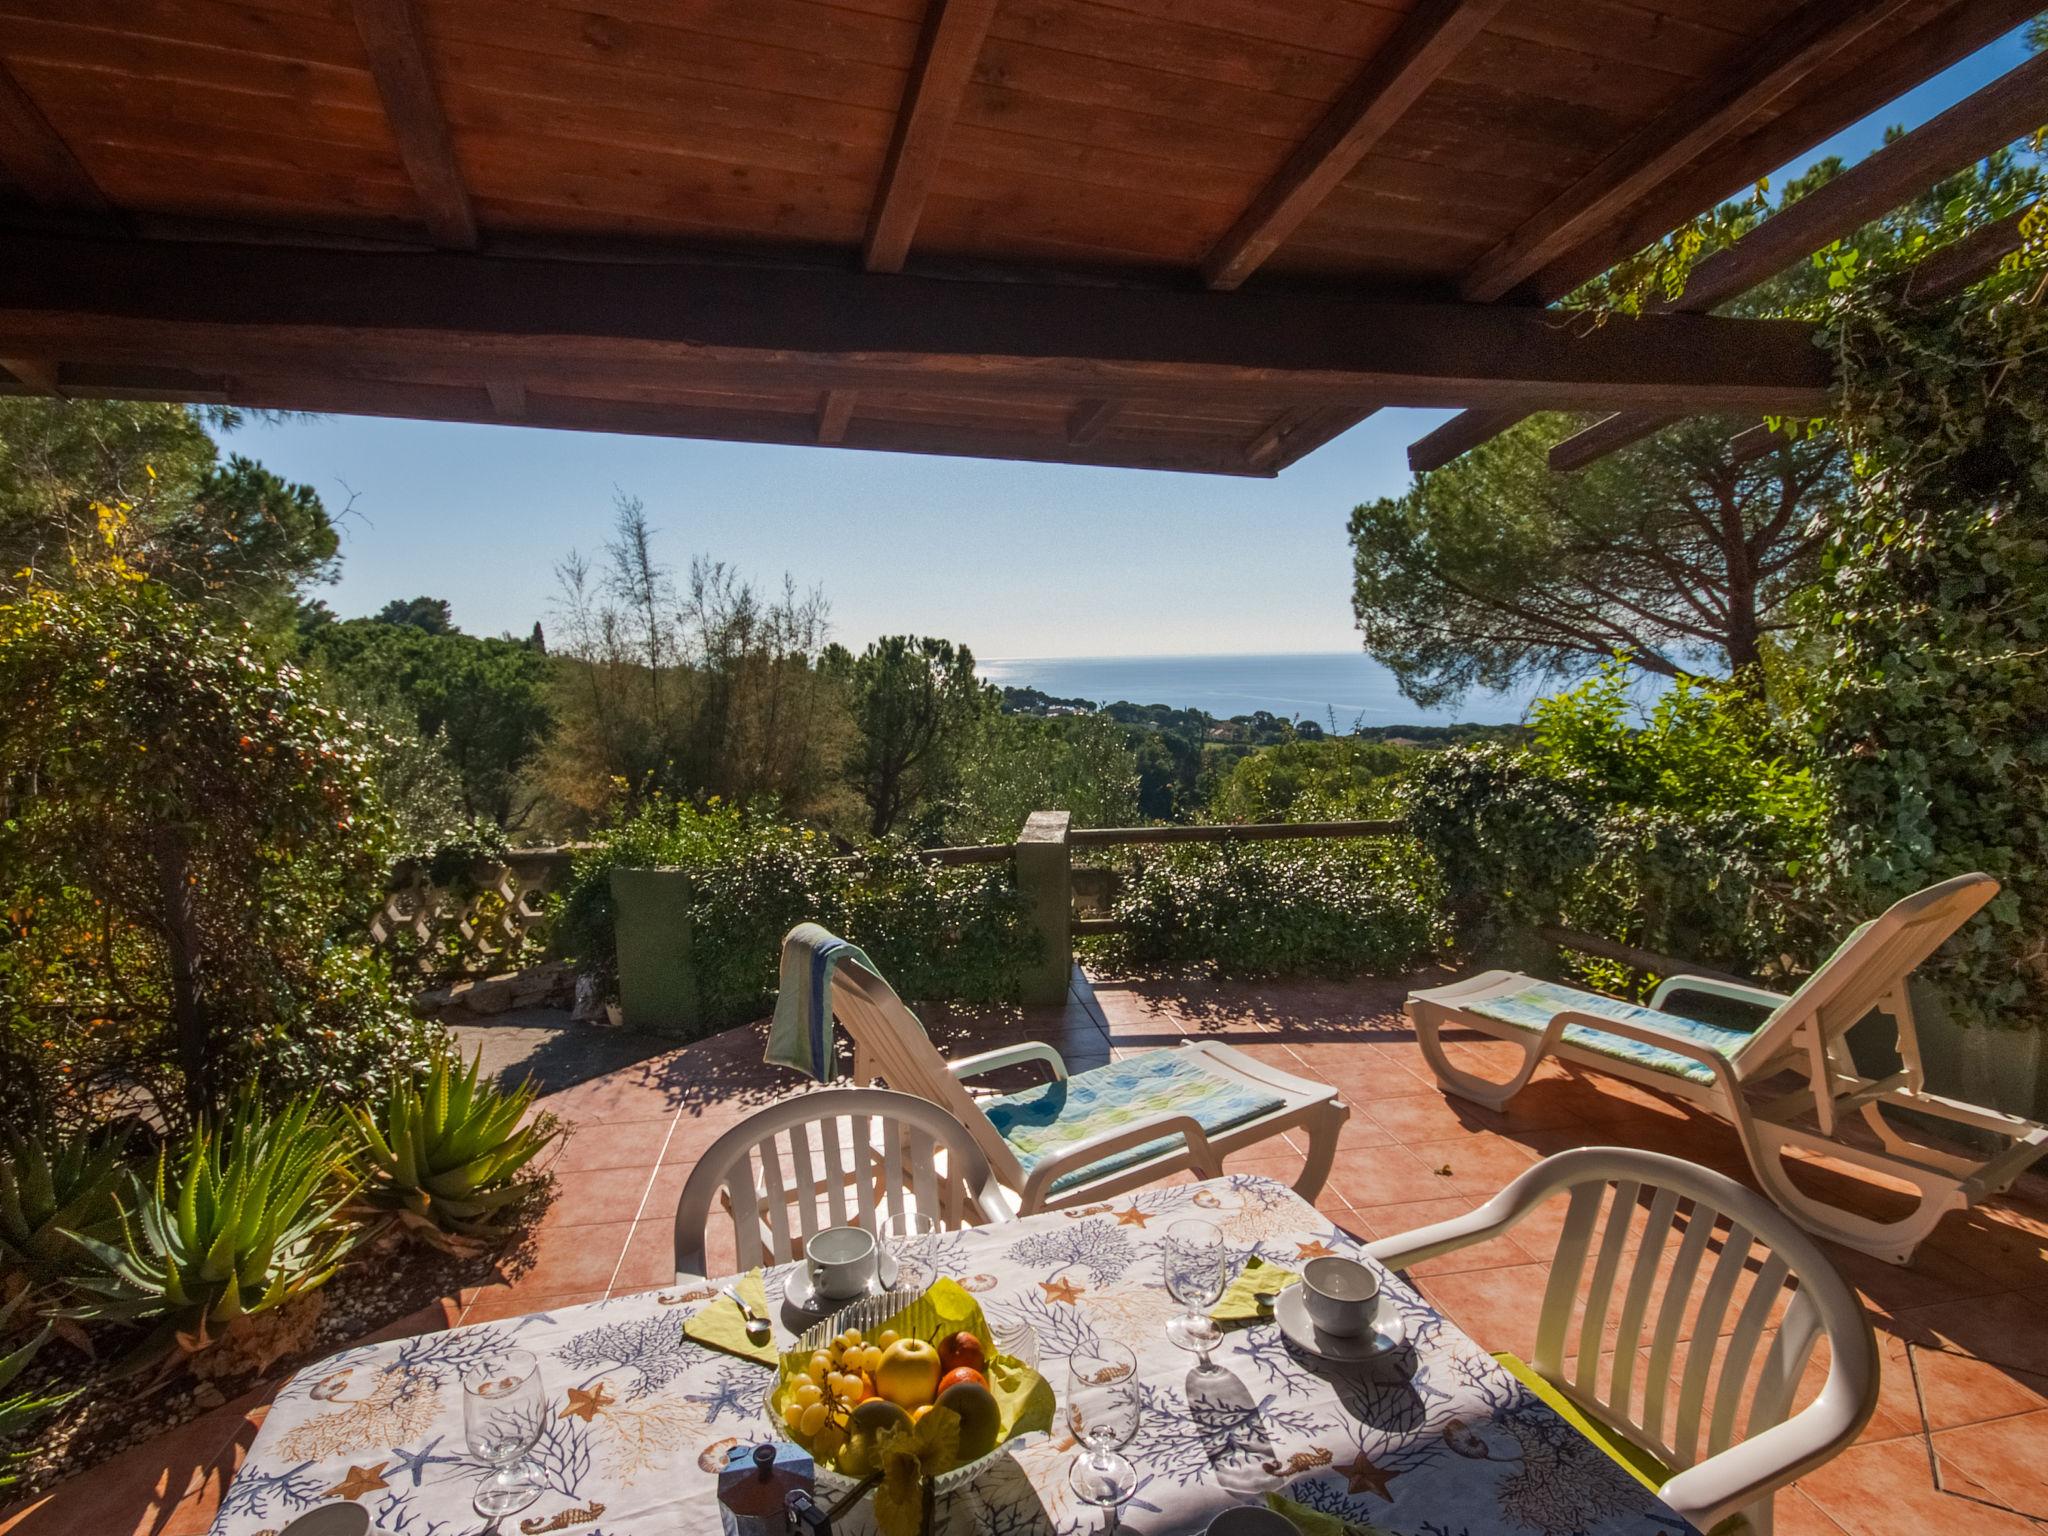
left=370, top=849, right=575, bottom=983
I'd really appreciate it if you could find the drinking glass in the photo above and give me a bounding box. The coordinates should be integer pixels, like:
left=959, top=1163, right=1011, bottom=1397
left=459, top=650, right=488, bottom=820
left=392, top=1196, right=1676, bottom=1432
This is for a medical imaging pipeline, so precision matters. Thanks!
left=1162, top=1218, right=1228, bottom=1366
left=881, top=1208, right=937, bottom=1291
left=1065, top=1343, right=1141, bottom=1507
left=462, top=1349, right=546, bottom=1517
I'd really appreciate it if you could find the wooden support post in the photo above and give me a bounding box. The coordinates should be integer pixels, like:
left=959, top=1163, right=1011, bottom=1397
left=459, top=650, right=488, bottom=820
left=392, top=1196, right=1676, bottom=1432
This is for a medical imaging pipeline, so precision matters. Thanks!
left=1015, top=811, right=1072, bottom=1008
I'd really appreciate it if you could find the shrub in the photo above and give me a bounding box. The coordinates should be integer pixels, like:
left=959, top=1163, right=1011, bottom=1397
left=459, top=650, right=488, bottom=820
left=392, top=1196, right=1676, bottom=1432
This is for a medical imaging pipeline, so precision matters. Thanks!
left=1104, top=838, right=1448, bottom=979
left=71, top=1093, right=358, bottom=1371
left=0, top=1304, right=66, bottom=1489
left=0, top=555, right=435, bottom=1126
left=1204, top=737, right=1415, bottom=823
left=554, top=797, right=1037, bottom=1031
left=352, top=1050, right=560, bottom=1251
left=0, top=1125, right=125, bottom=1325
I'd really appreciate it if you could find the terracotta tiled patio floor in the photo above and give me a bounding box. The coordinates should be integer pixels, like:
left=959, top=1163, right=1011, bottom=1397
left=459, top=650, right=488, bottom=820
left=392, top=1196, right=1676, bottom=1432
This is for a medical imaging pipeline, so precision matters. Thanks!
left=10, top=967, right=2048, bottom=1536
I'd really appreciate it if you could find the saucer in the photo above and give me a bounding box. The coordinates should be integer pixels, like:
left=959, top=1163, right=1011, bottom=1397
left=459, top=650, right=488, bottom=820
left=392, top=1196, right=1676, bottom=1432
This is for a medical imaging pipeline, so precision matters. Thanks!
left=780, top=1250, right=900, bottom=1315
left=1272, top=1285, right=1406, bottom=1362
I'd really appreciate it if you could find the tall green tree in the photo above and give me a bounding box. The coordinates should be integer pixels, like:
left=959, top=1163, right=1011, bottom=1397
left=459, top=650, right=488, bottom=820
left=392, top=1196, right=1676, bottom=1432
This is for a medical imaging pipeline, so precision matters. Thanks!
left=947, top=711, right=1139, bottom=843
left=0, top=401, right=336, bottom=626
left=826, top=635, right=990, bottom=839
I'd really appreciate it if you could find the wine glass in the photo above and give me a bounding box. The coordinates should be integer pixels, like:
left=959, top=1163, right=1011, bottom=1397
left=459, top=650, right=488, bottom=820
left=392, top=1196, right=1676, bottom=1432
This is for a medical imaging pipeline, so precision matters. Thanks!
left=462, top=1349, right=546, bottom=1517
left=1066, top=1342, right=1141, bottom=1507
left=1162, top=1218, right=1229, bottom=1368
left=881, top=1208, right=937, bottom=1291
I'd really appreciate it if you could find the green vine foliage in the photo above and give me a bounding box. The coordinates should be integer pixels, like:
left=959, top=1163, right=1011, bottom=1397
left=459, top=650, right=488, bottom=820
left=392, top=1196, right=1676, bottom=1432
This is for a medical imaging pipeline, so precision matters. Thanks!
left=1799, top=249, right=2048, bottom=1029
left=553, top=797, right=1037, bottom=1033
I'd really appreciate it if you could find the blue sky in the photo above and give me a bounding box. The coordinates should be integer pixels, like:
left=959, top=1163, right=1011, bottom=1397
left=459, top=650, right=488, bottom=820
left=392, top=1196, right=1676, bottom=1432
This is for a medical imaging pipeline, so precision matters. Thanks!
left=227, top=26, right=2036, bottom=659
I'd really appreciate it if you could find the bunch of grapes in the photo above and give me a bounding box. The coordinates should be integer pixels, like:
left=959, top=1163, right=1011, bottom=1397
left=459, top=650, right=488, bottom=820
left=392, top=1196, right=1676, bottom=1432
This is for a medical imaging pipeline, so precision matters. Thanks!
left=780, top=1325, right=902, bottom=1459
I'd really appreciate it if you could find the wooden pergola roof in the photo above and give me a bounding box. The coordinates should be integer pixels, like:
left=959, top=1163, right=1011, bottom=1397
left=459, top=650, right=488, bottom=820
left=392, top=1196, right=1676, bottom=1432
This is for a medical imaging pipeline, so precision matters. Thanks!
left=0, top=0, right=2035, bottom=476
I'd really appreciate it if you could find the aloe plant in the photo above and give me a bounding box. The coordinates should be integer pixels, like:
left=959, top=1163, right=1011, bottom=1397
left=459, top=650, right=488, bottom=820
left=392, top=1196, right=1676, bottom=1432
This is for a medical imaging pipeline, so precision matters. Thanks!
left=352, top=1050, right=560, bottom=1249
left=69, top=1094, right=358, bottom=1357
left=0, top=1125, right=125, bottom=1319
left=0, top=1299, right=71, bottom=1489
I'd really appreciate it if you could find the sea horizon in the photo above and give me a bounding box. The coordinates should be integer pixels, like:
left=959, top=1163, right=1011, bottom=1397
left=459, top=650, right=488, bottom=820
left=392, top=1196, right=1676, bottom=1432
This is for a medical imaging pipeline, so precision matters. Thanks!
left=976, top=650, right=1541, bottom=728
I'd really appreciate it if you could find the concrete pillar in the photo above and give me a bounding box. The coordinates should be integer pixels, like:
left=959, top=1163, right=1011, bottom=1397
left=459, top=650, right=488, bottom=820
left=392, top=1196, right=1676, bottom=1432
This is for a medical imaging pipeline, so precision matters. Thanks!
left=1015, top=810, right=1072, bottom=1006
left=609, top=866, right=699, bottom=1036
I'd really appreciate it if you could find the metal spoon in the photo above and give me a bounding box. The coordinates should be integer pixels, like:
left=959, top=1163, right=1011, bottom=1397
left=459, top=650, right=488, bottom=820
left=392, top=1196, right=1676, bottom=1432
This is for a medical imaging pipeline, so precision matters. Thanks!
left=721, top=1284, right=772, bottom=1343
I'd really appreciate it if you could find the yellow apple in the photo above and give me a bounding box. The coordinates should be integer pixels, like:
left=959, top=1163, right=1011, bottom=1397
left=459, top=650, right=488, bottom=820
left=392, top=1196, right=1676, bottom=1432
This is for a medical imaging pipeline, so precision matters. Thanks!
left=873, top=1337, right=943, bottom=1408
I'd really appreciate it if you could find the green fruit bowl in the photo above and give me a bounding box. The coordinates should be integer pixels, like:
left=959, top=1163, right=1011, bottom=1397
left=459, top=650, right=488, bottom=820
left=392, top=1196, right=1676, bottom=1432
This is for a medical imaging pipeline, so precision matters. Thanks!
left=765, top=1285, right=1046, bottom=1497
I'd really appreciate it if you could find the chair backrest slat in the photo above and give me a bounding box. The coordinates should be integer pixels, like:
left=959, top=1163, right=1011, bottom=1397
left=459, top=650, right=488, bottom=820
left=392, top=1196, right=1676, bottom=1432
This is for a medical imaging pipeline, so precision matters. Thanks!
left=1607, top=1185, right=1682, bottom=1422
left=1575, top=1180, right=1640, bottom=1396
left=1709, top=1251, right=1792, bottom=1457
left=675, top=1088, right=1002, bottom=1281
left=1672, top=1219, right=1754, bottom=1464
left=1535, top=1184, right=1604, bottom=1375
left=1641, top=1201, right=1716, bottom=1449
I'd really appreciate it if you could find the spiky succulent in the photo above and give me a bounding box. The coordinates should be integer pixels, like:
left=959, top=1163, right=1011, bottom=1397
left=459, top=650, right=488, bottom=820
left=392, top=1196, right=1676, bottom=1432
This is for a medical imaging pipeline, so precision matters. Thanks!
left=0, top=1126, right=125, bottom=1318
left=69, top=1094, right=358, bottom=1358
left=0, top=1298, right=70, bottom=1488
left=352, top=1050, right=559, bottom=1249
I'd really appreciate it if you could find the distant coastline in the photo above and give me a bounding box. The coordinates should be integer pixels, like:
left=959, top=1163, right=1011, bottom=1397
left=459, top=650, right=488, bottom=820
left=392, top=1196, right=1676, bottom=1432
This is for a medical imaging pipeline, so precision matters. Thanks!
left=976, top=651, right=1538, bottom=729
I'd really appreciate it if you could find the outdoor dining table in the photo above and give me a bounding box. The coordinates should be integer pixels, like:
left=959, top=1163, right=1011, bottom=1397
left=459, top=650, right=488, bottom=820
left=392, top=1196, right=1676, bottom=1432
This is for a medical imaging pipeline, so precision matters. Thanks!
left=212, top=1174, right=1697, bottom=1536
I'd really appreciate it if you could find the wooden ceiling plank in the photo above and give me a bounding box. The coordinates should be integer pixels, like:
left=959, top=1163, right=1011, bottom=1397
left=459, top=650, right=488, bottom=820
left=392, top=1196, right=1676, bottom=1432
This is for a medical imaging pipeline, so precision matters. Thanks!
left=0, top=61, right=114, bottom=216
left=1066, top=397, right=1118, bottom=444
left=0, top=233, right=1836, bottom=418
left=1200, top=0, right=1510, bottom=291
left=1459, top=0, right=1917, bottom=304
left=817, top=387, right=857, bottom=442
left=1550, top=52, right=2048, bottom=472
left=863, top=0, right=1001, bottom=274
left=352, top=0, right=478, bottom=249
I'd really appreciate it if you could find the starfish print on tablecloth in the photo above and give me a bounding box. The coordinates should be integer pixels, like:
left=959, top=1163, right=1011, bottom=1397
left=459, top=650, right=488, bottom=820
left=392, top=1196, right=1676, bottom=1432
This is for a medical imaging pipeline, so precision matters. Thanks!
left=323, top=1462, right=392, bottom=1501
left=562, top=1381, right=615, bottom=1422
left=1113, top=1205, right=1154, bottom=1227
left=1040, top=1276, right=1085, bottom=1304
left=1294, top=1238, right=1341, bottom=1261
left=1341, top=1451, right=1398, bottom=1499
left=385, top=1435, right=463, bottom=1488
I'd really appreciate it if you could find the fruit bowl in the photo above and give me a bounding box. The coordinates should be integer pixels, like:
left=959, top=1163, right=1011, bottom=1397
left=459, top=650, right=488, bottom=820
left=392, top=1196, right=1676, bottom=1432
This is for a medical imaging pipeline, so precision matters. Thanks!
left=764, top=1284, right=1045, bottom=1497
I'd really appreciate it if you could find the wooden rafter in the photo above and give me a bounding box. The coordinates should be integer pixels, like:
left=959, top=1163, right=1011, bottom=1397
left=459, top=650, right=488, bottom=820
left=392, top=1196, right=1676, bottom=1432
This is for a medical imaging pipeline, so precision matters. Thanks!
left=1549, top=50, right=2048, bottom=473
left=0, top=63, right=112, bottom=216
left=863, top=0, right=1001, bottom=274
left=1459, top=0, right=1918, bottom=304
left=1066, top=398, right=1118, bottom=445
left=1408, top=408, right=1525, bottom=473
left=0, top=234, right=1835, bottom=418
left=485, top=377, right=525, bottom=417
left=1201, top=0, right=1508, bottom=291
left=351, top=0, right=477, bottom=250
left=0, top=357, right=59, bottom=393
left=817, top=388, right=857, bottom=443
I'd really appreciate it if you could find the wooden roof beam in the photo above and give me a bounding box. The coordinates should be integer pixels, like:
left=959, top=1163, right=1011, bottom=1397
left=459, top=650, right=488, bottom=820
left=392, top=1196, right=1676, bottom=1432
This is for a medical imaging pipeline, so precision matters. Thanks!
left=1201, top=0, right=1508, bottom=291
left=484, top=377, right=525, bottom=417
left=1408, top=408, right=1527, bottom=473
left=0, top=234, right=1835, bottom=418
left=1460, top=0, right=1918, bottom=304
left=1066, top=398, right=1118, bottom=445
left=863, top=0, right=1001, bottom=274
left=0, top=63, right=114, bottom=217
left=352, top=0, right=477, bottom=250
left=0, top=357, right=60, bottom=393
left=817, top=388, right=857, bottom=443
left=1549, top=51, right=2048, bottom=473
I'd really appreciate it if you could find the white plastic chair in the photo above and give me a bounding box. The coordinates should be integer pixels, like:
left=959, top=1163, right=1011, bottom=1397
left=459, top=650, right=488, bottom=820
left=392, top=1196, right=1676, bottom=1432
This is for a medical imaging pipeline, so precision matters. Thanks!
left=671, top=1087, right=1008, bottom=1281
left=1365, top=1147, right=1878, bottom=1536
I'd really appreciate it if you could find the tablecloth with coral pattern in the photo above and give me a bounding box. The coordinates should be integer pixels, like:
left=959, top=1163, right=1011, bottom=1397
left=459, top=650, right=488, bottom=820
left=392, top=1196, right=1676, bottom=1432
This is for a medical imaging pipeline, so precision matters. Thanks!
left=212, top=1175, right=1696, bottom=1536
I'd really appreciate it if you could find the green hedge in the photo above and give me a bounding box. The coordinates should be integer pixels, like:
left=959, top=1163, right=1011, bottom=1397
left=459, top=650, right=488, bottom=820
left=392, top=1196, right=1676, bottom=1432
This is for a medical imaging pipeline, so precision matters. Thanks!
left=554, top=798, right=1039, bottom=1032
left=1098, top=837, right=1449, bottom=979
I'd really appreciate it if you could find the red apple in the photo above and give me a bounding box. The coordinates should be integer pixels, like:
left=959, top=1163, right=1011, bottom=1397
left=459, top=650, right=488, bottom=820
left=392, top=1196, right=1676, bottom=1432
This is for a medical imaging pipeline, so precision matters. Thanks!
left=937, top=1365, right=988, bottom=1396
left=937, top=1331, right=987, bottom=1375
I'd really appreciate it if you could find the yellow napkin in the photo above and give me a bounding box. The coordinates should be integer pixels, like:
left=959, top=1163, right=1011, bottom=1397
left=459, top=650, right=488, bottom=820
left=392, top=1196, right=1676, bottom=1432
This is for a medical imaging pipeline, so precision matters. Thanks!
left=1212, top=1256, right=1299, bottom=1325
left=682, top=1269, right=777, bottom=1366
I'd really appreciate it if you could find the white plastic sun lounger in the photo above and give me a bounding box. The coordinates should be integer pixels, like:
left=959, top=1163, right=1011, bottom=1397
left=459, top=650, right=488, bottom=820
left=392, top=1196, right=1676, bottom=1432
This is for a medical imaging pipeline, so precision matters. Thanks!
left=826, top=956, right=1349, bottom=1216
left=1408, top=874, right=2048, bottom=1264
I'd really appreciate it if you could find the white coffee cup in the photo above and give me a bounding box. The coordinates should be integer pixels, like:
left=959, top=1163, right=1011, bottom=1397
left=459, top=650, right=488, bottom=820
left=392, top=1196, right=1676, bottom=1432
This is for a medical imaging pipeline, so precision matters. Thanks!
left=1300, top=1255, right=1381, bottom=1337
left=806, top=1225, right=878, bottom=1301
